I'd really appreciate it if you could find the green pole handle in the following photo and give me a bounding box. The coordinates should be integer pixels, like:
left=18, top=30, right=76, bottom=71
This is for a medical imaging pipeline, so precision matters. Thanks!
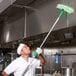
left=66, top=12, right=69, bottom=27
left=58, top=9, right=64, bottom=18
left=33, top=51, right=38, bottom=58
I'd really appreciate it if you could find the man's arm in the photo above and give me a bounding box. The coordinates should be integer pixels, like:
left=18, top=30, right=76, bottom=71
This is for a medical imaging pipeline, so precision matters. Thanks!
left=2, top=71, right=8, bottom=76
left=33, top=47, right=46, bottom=66
left=38, top=54, right=46, bottom=66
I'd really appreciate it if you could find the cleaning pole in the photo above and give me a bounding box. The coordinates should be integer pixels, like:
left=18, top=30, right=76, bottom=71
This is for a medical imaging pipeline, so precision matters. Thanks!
left=34, top=4, right=74, bottom=57
left=40, top=4, right=74, bottom=48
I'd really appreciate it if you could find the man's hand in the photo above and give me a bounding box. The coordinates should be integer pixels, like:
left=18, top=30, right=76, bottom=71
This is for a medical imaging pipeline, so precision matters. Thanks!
left=33, top=48, right=42, bottom=58
left=33, top=48, right=45, bottom=65
left=36, top=48, right=42, bottom=54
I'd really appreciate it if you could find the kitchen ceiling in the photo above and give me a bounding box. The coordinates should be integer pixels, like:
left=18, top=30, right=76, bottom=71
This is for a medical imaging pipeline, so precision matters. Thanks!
left=13, top=0, right=36, bottom=6
left=0, top=0, right=37, bottom=19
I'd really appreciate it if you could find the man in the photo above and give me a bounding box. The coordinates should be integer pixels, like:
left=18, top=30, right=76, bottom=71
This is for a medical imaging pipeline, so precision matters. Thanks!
left=2, top=43, right=45, bottom=76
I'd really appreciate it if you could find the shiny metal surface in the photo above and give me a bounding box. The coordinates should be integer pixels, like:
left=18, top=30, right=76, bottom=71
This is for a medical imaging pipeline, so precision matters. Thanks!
left=36, top=74, right=51, bottom=76
left=14, top=0, right=35, bottom=6
left=61, top=67, right=72, bottom=76
left=0, top=7, right=25, bottom=43
left=72, top=62, right=76, bottom=76
left=0, top=0, right=76, bottom=43
left=0, top=0, right=16, bottom=13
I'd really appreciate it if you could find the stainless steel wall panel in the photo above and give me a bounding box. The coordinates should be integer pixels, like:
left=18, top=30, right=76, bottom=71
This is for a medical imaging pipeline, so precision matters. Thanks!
left=0, top=0, right=16, bottom=13
left=26, top=0, right=61, bottom=37
left=0, top=8, right=25, bottom=43
left=26, top=0, right=76, bottom=37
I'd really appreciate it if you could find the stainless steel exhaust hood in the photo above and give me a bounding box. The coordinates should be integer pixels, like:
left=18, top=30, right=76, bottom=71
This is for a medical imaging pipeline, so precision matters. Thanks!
left=0, top=0, right=76, bottom=44
left=0, top=0, right=37, bottom=43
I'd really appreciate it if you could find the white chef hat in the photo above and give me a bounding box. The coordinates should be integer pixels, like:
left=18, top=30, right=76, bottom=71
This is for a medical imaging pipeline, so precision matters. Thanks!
left=17, top=43, right=25, bottom=55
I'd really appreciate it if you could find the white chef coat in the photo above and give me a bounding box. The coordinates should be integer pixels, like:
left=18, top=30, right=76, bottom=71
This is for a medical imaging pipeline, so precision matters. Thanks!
left=4, top=56, right=40, bottom=76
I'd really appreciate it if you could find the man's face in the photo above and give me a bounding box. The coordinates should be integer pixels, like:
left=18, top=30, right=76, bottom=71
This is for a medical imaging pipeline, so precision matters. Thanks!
left=21, top=44, right=31, bottom=55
